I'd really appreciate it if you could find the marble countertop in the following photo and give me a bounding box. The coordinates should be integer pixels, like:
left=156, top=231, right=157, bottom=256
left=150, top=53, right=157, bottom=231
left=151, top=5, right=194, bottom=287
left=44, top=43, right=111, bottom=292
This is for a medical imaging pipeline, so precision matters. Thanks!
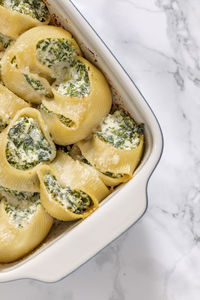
left=1, top=0, right=199, bottom=299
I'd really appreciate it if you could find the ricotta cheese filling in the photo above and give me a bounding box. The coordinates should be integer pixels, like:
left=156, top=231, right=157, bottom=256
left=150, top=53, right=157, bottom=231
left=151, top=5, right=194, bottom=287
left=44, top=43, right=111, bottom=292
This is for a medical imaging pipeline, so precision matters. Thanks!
left=0, top=0, right=49, bottom=22
left=3, top=192, right=41, bottom=228
left=56, top=60, right=90, bottom=98
left=0, top=33, right=13, bottom=50
left=6, top=116, right=52, bottom=170
left=96, top=110, right=144, bottom=150
left=44, top=173, right=93, bottom=215
left=40, top=104, right=75, bottom=127
left=36, top=38, right=78, bottom=74
left=0, top=185, right=39, bottom=201
left=23, top=74, right=52, bottom=98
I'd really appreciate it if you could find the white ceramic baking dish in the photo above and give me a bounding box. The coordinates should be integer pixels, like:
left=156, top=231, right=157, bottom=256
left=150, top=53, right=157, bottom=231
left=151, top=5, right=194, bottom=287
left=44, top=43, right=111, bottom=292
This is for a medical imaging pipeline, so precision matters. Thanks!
left=0, top=0, right=163, bottom=283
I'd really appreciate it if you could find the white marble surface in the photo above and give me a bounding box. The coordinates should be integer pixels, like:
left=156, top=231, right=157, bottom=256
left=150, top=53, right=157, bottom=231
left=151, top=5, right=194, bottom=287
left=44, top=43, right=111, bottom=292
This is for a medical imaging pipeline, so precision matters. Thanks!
left=1, top=0, right=200, bottom=299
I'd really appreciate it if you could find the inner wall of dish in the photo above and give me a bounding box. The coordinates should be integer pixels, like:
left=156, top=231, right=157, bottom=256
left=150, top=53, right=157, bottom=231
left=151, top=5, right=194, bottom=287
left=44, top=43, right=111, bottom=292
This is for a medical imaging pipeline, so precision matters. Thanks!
left=0, top=2, right=151, bottom=272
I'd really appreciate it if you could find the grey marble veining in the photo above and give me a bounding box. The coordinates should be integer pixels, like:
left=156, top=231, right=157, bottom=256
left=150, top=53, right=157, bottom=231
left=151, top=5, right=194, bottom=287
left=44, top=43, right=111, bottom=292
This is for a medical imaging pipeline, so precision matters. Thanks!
left=0, top=0, right=200, bottom=299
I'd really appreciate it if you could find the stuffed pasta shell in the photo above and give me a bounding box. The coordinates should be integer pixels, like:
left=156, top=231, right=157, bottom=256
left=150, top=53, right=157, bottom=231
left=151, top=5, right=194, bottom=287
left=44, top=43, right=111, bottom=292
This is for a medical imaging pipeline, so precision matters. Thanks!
left=37, top=150, right=109, bottom=221
left=1, top=25, right=81, bottom=104
left=0, top=0, right=50, bottom=38
left=0, top=191, right=53, bottom=263
left=41, top=57, right=112, bottom=144
left=0, top=107, right=56, bottom=192
left=1, top=47, right=53, bottom=104
left=77, top=110, right=144, bottom=186
left=0, top=84, right=29, bottom=133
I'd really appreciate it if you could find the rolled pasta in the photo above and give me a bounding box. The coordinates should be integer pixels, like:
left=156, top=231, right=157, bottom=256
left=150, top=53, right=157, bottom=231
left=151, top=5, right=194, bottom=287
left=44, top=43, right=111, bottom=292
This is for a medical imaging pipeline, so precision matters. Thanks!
left=0, top=192, right=53, bottom=263
left=40, top=57, right=112, bottom=144
left=0, top=84, right=30, bottom=133
left=37, top=150, right=108, bottom=221
left=77, top=110, right=144, bottom=186
left=0, top=0, right=50, bottom=38
left=1, top=25, right=81, bottom=103
left=0, top=107, right=56, bottom=192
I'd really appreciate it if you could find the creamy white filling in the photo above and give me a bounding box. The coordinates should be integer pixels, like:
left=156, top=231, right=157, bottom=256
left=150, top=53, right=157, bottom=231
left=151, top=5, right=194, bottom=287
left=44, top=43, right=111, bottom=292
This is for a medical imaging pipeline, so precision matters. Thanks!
left=44, top=173, right=93, bottom=214
left=36, top=38, right=78, bottom=78
left=3, top=191, right=40, bottom=228
left=56, top=60, right=90, bottom=98
left=96, top=110, right=143, bottom=150
left=6, top=116, right=52, bottom=170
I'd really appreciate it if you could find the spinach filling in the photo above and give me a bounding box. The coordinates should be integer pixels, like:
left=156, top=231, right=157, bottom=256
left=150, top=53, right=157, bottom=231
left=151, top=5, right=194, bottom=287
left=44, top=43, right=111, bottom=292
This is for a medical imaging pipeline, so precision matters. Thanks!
left=56, top=60, right=90, bottom=98
left=0, top=185, right=39, bottom=201
left=6, top=116, right=52, bottom=170
left=96, top=110, right=144, bottom=150
left=0, top=33, right=13, bottom=49
left=0, top=0, right=49, bottom=22
left=40, top=104, right=75, bottom=127
left=36, top=38, right=78, bottom=70
left=36, top=39, right=89, bottom=97
left=4, top=194, right=41, bottom=228
left=44, top=173, right=93, bottom=215
left=24, top=74, right=52, bottom=98
left=1, top=187, right=40, bottom=228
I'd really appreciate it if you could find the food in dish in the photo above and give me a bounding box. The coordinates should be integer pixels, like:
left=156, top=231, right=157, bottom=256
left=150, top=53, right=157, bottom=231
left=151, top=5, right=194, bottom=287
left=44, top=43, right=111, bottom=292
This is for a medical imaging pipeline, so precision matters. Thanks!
left=0, top=1, right=144, bottom=263
left=77, top=110, right=144, bottom=186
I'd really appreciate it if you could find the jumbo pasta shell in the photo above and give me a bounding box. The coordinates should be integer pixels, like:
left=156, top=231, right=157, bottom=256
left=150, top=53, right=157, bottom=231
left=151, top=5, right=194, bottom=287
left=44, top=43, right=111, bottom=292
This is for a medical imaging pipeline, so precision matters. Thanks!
left=78, top=134, right=144, bottom=186
left=37, top=151, right=104, bottom=221
left=0, top=107, right=56, bottom=192
left=41, top=57, right=112, bottom=145
left=1, top=25, right=82, bottom=104
left=0, top=198, right=53, bottom=263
